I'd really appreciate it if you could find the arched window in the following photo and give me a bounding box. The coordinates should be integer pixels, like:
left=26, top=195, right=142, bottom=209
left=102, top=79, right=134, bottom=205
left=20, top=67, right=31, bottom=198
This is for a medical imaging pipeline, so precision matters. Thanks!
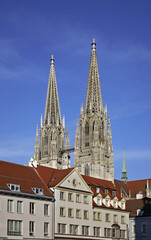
left=85, top=122, right=89, bottom=135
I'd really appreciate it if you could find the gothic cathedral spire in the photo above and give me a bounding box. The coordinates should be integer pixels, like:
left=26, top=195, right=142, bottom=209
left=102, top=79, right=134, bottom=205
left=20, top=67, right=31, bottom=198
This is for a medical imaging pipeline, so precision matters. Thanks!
left=44, top=55, right=61, bottom=126
left=85, top=39, right=103, bottom=114
left=74, top=39, right=114, bottom=182
left=30, top=55, right=70, bottom=169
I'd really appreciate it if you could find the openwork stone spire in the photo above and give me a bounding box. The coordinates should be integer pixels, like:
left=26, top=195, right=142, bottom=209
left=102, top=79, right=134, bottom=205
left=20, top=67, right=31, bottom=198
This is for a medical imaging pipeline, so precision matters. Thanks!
left=74, top=39, right=114, bottom=182
left=85, top=39, right=103, bottom=114
left=44, top=55, right=61, bottom=125
left=30, top=55, right=70, bottom=170
left=121, top=149, right=128, bottom=184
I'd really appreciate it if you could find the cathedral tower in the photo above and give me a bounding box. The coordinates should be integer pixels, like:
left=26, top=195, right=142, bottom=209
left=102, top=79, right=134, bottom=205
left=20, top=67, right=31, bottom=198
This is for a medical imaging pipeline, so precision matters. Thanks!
left=74, top=39, right=114, bottom=181
left=30, top=55, right=70, bottom=169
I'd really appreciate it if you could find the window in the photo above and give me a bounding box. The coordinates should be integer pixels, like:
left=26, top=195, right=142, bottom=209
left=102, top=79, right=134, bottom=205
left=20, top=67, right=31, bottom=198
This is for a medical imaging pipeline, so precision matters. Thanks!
left=32, top=187, right=43, bottom=195
left=106, top=199, right=109, bottom=207
left=29, top=202, right=35, bottom=214
left=17, top=201, right=23, bottom=213
left=7, top=220, right=22, bottom=236
left=44, top=222, right=49, bottom=236
left=104, top=228, right=111, bottom=237
left=120, top=230, right=125, bottom=238
left=113, top=201, right=117, bottom=208
left=133, top=224, right=136, bottom=234
left=142, top=224, right=147, bottom=234
left=7, top=184, right=20, bottom=192
left=97, top=198, right=101, bottom=205
left=113, top=215, right=118, bottom=223
left=96, top=186, right=100, bottom=193
left=121, top=215, right=125, bottom=224
left=29, top=221, right=35, bottom=236
left=60, top=207, right=65, bottom=217
left=76, top=194, right=80, bottom=203
left=58, top=223, right=66, bottom=234
left=76, top=209, right=81, bottom=219
left=60, top=191, right=65, bottom=200
left=82, top=226, right=89, bottom=236
left=105, top=213, right=110, bottom=222
left=68, top=193, right=73, bottom=201
left=68, top=208, right=73, bottom=218
left=83, top=195, right=88, bottom=204
left=94, top=227, right=100, bottom=237
left=93, top=211, right=101, bottom=221
left=121, top=202, right=125, bottom=209
left=98, top=212, right=101, bottom=221
left=7, top=200, right=14, bottom=212
left=70, top=224, right=79, bottom=235
left=44, top=204, right=49, bottom=216
left=112, top=228, right=116, bottom=237
left=112, top=190, right=116, bottom=196
left=105, top=188, right=108, bottom=195
left=83, top=210, right=88, bottom=219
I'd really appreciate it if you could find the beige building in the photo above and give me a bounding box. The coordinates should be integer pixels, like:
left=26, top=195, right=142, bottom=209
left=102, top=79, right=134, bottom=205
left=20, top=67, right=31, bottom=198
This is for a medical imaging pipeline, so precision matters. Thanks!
left=35, top=164, right=129, bottom=239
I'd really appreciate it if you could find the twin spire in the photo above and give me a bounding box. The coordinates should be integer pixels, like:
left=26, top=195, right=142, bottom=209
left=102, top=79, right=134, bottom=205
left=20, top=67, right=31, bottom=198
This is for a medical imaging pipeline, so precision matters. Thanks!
left=85, top=38, right=103, bottom=114
left=44, top=55, right=61, bottom=126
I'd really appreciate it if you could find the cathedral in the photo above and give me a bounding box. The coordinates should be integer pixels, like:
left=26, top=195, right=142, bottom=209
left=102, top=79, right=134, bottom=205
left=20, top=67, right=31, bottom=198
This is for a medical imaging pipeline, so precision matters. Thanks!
left=30, top=39, right=114, bottom=182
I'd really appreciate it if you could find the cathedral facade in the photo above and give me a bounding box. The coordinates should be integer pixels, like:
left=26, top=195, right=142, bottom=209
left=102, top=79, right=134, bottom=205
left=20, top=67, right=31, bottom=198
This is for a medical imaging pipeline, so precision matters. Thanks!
left=30, top=39, right=114, bottom=182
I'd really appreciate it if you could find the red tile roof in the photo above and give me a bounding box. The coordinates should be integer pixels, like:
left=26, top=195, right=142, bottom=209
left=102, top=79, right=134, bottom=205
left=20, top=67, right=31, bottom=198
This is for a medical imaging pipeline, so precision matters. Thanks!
left=127, top=197, right=151, bottom=217
left=36, top=165, right=74, bottom=187
left=82, top=174, right=120, bottom=199
left=0, top=160, right=53, bottom=198
left=127, top=179, right=151, bottom=198
left=114, top=179, right=151, bottom=199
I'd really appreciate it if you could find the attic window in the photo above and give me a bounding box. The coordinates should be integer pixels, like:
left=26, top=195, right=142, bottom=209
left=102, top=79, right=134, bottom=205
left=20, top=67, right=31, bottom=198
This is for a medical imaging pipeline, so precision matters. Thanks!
left=7, top=184, right=20, bottom=192
left=96, top=187, right=100, bottom=193
left=32, top=187, right=43, bottom=195
left=105, top=189, right=108, bottom=195
left=112, top=190, right=116, bottom=197
left=88, top=185, right=91, bottom=190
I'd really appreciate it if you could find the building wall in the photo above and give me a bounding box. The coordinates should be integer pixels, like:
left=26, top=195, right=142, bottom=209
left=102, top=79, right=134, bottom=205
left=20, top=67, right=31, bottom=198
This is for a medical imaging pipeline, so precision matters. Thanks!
left=129, top=217, right=151, bottom=240
left=0, top=194, right=54, bottom=240
left=54, top=187, right=129, bottom=239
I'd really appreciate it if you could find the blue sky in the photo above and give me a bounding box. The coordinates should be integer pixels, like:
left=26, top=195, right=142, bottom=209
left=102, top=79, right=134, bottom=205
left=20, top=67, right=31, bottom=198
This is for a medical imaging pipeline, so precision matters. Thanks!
left=0, top=0, right=151, bottom=181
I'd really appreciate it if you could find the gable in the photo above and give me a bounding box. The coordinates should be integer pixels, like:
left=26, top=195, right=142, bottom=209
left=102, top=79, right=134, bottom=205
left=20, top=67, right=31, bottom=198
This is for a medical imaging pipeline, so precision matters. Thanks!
left=56, top=169, right=92, bottom=194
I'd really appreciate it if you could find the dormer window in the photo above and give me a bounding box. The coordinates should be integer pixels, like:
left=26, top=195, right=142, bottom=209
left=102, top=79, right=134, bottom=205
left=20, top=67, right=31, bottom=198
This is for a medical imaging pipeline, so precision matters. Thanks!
left=113, top=201, right=117, bottom=208
left=96, top=187, right=100, bottom=193
left=32, top=187, right=43, bottom=195
left=112, top=190, right=116, bottom=197
left=105, top=188, right=108, bottom=195
left=106, top=199, right=109, bottom=207
left=121, top=202, right=125, bottom=210
left=7, top=184, right=20, bottom=192
left=97, top=198, right=101, bottom=205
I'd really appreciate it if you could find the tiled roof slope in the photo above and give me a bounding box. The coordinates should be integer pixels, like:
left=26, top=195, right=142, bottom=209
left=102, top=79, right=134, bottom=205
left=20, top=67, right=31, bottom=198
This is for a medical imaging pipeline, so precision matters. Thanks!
left=0, top=160, right=53, bottom=198
left=114, top=179, right=151, bottom=198
left=127, top=197, right=151, bottom=217
left=127, top=179, right=151, bottom=198
left=82, top=175, right=121, bottom=198
left=36, top=165, right=74, bottom=187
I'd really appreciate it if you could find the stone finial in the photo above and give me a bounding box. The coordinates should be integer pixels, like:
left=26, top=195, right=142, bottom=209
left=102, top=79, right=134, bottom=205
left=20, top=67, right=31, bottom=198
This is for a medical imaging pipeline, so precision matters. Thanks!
left=50, top=54, right=55, bottom=64
left=91, top=38, right=96, bottom=51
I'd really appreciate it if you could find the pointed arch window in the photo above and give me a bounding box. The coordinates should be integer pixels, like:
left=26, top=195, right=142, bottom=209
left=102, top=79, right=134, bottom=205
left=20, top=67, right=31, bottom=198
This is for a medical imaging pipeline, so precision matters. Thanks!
left=85, top=122, right=89, bottom=135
